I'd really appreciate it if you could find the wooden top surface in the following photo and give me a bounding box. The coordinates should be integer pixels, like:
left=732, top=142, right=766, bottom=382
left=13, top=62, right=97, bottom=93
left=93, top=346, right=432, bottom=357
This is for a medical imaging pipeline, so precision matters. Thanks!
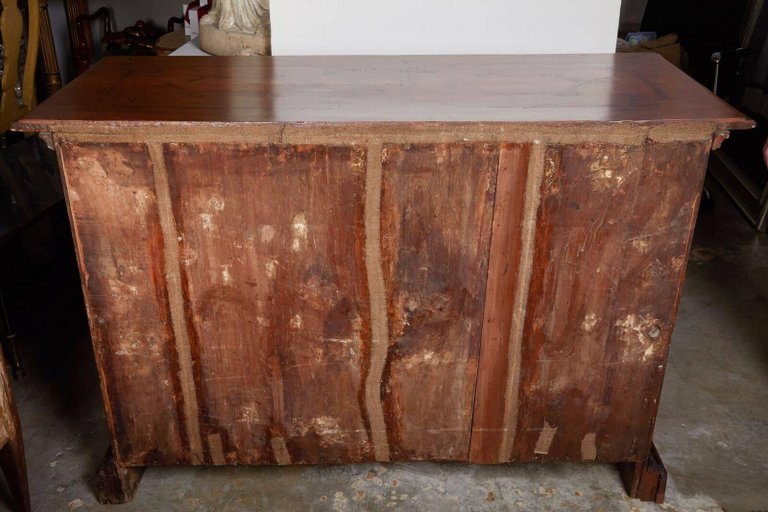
left=15, top=53, right=753, bottom=132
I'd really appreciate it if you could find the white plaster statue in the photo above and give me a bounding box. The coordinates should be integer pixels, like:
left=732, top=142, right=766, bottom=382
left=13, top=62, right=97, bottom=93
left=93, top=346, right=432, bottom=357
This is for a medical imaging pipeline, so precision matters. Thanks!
left=207, top=0, right=269, bottom=34
left=200, top=0, right=271, bottom=55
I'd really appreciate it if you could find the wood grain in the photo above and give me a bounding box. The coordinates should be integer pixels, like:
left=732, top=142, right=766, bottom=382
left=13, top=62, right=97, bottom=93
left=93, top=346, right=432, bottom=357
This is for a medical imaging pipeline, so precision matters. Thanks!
left=596, top=140, right=710, bottom=458
left=468, top=143, right=533, bottom=463
left=163, top=143, right=373, bottom=465
left=148, top=143, right=204, bottom=464
left=510, top=142, right=645, bottom=462
left=380, top=143, right=498, bottom=460
left=14, top=54, right=752, bottom=132
left=59, top=142, right=188, bottom=465
left=469, top=140, right=709, bottom=463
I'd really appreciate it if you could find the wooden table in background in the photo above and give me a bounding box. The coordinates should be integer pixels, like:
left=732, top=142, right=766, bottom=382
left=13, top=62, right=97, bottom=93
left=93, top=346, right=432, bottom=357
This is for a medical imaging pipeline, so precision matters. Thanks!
left=14, top=54, right=753, bottom=505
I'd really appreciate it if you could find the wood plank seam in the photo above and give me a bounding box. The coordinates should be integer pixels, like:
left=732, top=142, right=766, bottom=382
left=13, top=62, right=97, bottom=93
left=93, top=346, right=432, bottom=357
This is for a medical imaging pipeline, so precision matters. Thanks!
left=363, top=140, right=391, bottom=461
left=148, top=142, right=205, bottom=464
left=498, top=140, right=546, bottom=461
left=466, top=142, right=516, bottom=461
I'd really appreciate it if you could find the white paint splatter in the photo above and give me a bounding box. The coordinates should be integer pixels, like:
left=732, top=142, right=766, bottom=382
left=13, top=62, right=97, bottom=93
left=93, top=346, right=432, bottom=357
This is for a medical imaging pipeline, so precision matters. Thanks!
left=615, top=314, right=662, bottom=361
left=221, top=265, right=232, bottom=285
left=582, top=313, right=597, bottom=332
left=209, top=196, right=225, bottom=211
left=615, top=314, right=657, bottom=344
left=133, top=189, right=151, bottom=211
left=589, top=154, right=625, bottom=189
left=643, top=345, right=656, bottom=361
left=200, top=213, right=214, bottom=231
left=260, top=225, right=276, bottom=243
left=401, top=350, right=453, bottom=369
left=265, top=259, right=278, bottom=279
left=238, top=406, right=262, bottom=424
left=290, top=314, right=303, bottom=330
left=291, top=212, right=308, bottom=252
left=631, top=238, right=650, bottom=253
left=115, top=340, right=140, bottom=356
left=312, top=416, right=342, bottom=436
left=325, top=338, right=355, bottom=344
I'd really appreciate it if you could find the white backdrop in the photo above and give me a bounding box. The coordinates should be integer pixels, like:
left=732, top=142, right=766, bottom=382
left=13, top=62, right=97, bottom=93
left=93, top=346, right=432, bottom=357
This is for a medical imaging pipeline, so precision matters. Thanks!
left=271, top=0, right=622, bottom=56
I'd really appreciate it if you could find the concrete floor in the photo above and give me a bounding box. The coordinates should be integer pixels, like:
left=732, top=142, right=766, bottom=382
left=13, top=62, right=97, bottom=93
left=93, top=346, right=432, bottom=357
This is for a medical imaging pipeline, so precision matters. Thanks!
left=1, top=182, right=766, bottom=512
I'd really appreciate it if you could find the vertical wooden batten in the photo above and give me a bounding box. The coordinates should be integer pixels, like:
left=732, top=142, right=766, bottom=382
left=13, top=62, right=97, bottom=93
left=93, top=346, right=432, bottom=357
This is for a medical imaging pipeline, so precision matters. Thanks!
left=363, top=140, right=392, bottom=462
left=147, top=143, right=205, bottom=464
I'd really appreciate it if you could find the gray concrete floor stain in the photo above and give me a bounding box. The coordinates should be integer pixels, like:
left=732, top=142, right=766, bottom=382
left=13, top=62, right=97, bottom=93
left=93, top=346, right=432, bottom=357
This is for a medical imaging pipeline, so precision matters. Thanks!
left=2, top=183, right=766, bottom=511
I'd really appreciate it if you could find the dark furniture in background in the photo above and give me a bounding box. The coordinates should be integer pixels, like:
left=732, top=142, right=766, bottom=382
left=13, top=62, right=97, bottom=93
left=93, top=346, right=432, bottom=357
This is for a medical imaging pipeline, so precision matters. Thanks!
left=643, top=0, right=768, bottom=230
left=708, top=2, right=768, bottom=231
left=74, top=8, right=160, bottom=74
left=641, top=0, right=749, bottom=89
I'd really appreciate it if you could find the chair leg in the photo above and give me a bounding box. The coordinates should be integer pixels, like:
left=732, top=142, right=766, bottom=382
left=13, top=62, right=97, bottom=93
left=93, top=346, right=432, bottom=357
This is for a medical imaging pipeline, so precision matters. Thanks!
left=0, top=339, right=29, bottom=512
left=0, top=291, right=24, bottom=380
left=0, top=433, right=31, bottom=512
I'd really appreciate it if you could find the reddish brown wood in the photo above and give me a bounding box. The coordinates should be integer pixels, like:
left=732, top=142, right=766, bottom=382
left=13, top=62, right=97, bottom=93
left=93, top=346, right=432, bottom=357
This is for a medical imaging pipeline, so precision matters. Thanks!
left=13, top=54, right=752, bottom=131
left=619, top=443, right=667, bottom=503
left=469, top=143, right=532, bottom=463
left=592, top=141, right=710, bottom=458
left=380, top=143, right=498, bottom=460
left=162, top=143, right=372, bottom=465
left=478, top=140, right=710, bottom=463
left=0, top=350, right=30, bottom=512
left=58, top=142, right=188, bottom=465
left=18, top=56, right=755, bottom=504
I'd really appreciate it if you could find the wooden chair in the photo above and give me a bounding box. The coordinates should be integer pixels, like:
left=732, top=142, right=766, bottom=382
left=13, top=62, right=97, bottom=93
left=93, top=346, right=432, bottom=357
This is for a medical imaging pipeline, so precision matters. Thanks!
left=0, top=0, right=39, bottom=135
left=74, top=8, right=160, bottom=75
left=0, top=348, right=30, bottom=512
left=0, top=5, right=38, bottom=508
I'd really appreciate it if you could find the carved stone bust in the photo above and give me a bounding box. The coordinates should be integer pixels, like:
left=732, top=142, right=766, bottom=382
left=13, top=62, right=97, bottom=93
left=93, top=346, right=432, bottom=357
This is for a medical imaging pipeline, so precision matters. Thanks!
left=200, top=0, right=271, bottom=56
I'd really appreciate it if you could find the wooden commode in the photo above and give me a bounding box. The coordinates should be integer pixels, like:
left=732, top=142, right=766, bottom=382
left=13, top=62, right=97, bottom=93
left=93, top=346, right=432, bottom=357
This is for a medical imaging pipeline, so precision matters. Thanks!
left=14, top=54, right=753, bottom=504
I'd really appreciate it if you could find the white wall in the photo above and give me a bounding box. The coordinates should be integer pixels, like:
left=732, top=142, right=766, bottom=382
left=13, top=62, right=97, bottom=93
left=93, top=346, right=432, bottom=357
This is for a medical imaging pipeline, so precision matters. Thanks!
left=271, top=0, right=622, bottom=56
